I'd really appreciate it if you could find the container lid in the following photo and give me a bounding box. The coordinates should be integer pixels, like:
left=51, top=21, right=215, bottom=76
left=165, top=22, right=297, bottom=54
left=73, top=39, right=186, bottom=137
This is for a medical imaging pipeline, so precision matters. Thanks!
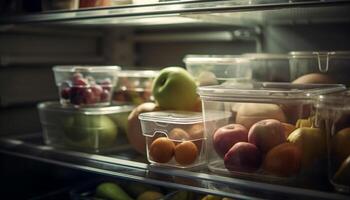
left=118, top=70, right=159, bottom=78
left=183, top=55, right=249, bottom=64
left=139, top=111, right=203, bottom=124
left=242, top=53, right=289, bottom=60
left=198, top=82, right=346, bottom=102
left=38, top=101, right=134, bottom=115
left=316, top=90, right=350, bottom=110
left=53, top=65, right=121, bottom=73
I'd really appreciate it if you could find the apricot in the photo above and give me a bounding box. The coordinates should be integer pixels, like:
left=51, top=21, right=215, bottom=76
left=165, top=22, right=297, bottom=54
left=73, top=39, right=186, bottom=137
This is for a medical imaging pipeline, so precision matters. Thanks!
left=168, top=128, right=190, bottom=141
left=248, top=119, right=286, bottom=153
left=262, top=143, right=302, bottom=177
left=187, top=123, right=205, bottom=151
left=174, top=141, right=198, bottom=165
left=213, top=124, right=248, bottom=158
left=224, top=142, right=261, bottom=172
left=149, top=137, right=175, bottom=163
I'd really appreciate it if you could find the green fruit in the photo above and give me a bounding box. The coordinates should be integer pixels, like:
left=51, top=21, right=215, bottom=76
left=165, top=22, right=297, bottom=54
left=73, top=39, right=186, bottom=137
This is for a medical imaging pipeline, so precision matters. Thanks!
left=110, top=112, right=130, bottom=135
left=137, top=191, right=163, bottom=200
left=152, top=67, right=197, bottom=111
left=124, top=183, right=160, bottom=198
left=168, top=191, right=189, bottom=200
left=63, top=115, right=117, bottom=149
left=332, top=127, right=350, bottom=165
left=96, top=182, right=134, bottom=200
left=334, top=155, right=350, bottom=185
left=287, top=127, right=326, bottom=169
left=201, top=195, right=221, bottom=200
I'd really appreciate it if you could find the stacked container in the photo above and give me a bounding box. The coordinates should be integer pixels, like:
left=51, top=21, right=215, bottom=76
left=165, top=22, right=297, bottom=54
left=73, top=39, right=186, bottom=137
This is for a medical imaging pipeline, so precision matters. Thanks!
left=113, top=70, right=159, bottom=105
left=316, top=91, right=350, bottom=193
left=289, top=51, right=350, bottom=86
left=198, top=82, right=345, bottom=187
left=184, top=55, right=251, bottom=86
left=38, top=65, right=133, bottom=153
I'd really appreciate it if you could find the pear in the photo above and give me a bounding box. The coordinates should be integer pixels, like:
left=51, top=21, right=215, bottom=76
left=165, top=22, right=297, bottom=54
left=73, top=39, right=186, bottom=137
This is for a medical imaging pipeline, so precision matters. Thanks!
left=334, top=155, right=350, bottom=185
left=287, top=127, right=326, bottom=169
left=332, top=127, right=350, bottom=165
left=137, top=191, right=163, bottom=200
left=95, top=182, right=133, bottom=200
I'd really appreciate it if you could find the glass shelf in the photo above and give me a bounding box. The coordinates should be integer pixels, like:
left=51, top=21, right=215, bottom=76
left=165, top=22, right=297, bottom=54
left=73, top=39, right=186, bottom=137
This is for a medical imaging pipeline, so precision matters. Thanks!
left=0, top=0, right=349, bottom=26
left=0, top=133, right=349, bottom=200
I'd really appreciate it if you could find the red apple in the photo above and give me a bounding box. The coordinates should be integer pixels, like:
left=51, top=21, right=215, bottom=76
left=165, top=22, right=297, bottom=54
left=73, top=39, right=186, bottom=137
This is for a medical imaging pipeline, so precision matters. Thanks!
left=248, top=119, right=286, bottom=153
left=224, top=142, right=262, bottom=172
left=213, top=124, right=248, bottom=158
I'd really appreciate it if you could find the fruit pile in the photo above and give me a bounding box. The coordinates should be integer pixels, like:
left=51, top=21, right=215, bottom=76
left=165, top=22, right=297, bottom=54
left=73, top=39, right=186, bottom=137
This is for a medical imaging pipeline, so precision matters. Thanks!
left=148, top=124, right=204, bottom=166
left=59, top=72, right=113, bottom=106
left=126, top=67, right=201, bottom=155
left=213, top=105, right=326, bottom=178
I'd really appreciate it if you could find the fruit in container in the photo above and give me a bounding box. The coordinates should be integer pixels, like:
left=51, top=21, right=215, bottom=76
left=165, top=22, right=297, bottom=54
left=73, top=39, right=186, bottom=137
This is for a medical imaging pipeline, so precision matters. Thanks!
left=282, top=123, right=297, bottom=138
left=236, top=103, right=287, bottom=129
left=137, top=191, right=163, bottom=200
left=333, top=155, right=350, bottom=185
left=213, top=124, right=248, bottom=158
left=295, top=118, right=313, bottom=128
left=248, top=119, right=286, bottom=153
left=332, top=127, right=350, bottom=165
left=95, top=182, right=133, bottom=200
left=224, top=142, right=262, bottom=172
left=79, top=0, right=111, bottom=8
left=168, top=128, right=190, bottom=141
left=287, top=127, right=326, bottom=169
left=152, top=67, right=198, bottom=111
left=63, top=115, right=117, bottom=148
left=197, top=71, right=219, bottom=86
left=187, top=123, right=204, bottom=150
left=174, top=141, right=198, bottom=165
left=292, top=73, right=336, bottom=84
left=59, top=72, right=113, bottom=106
left=127, top=102, right=159, bottom=154
left=149, top=137, right=175, bottom=163
left=262, top=143, right=302, bottom=177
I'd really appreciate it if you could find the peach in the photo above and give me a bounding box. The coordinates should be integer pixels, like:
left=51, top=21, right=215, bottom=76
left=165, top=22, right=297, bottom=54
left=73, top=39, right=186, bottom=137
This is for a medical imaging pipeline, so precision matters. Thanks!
left=174, top=141, right=198, bottom=165
left=262, top=143, right=302, bottom=177
left=149, top=137, right=175, bottom=163
left=224, top=142, right=262, bottom=172
left=248, top=119, right=286, bottom=153
left=236, top=103, right=287, bottom=129
left=213, top=124, right=248, bottom=158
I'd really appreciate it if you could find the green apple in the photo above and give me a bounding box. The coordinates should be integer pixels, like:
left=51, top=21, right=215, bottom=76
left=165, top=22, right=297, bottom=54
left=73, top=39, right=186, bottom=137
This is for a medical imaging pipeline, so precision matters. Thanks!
left=63, top=114, right=117, bottom=149
left=287, top=127, right=326, bottom=169
left=152, top=67, right=197, bottom=110
left=96, top=182, right=133, bottom=200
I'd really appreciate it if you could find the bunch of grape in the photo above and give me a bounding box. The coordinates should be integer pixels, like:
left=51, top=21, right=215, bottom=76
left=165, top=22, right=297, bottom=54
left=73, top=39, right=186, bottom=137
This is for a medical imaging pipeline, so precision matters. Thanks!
left=60, top=73, right=112, bottom=106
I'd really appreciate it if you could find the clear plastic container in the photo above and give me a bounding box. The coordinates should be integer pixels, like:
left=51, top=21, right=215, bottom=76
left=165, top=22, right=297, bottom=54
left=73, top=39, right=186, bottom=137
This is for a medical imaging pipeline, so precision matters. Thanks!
left=198, top=82, right=345, bottom=187
left=316, top=91, right=350, bottom=193
left=42, top=0, right=79, bottom=11
left=79, top=0, right=111, bottom=8
left=289, top=51, right=350, bottom=86
left=184, top=55, right=252, bottom=86
left=113, top=70, right=159, bottom=105
left=38, top=101, right=133, bottom=153
left=53, top=65, right=120, bottom=107
left=243, top=53, right=290, bottom=82
left=139, top=111, right=226, bottom=168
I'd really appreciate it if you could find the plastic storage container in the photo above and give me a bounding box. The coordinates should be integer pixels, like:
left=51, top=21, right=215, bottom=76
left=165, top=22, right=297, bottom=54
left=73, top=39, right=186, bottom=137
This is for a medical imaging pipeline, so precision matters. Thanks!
left=42, top=0, right=79, bottom=11
left=139, top=111, right=215, bottom=168
left=198, top=82, right=345, bottom=187
left=289, top=51, right=350, bottom=86
left=113, top=70, right=159, bottom=105
left=184, top=55, right=251, bottom=86
left=316, top=91, right=350, bottom=193
left=38, top=101, right=133, bottom=153
left=53, top=65, right=120, bottom=107
left=243, top=53, right=290, bottom=82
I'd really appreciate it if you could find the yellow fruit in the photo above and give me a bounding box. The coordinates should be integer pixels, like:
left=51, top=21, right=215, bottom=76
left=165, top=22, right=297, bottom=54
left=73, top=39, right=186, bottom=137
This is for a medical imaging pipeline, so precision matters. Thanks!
left=295, top=118, right=312, bottom=128
left=287, top=127, right=326, bottom=169
left=137, top=191, right=163, bottom=200
left=332, top=127, right=350, bottom=165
